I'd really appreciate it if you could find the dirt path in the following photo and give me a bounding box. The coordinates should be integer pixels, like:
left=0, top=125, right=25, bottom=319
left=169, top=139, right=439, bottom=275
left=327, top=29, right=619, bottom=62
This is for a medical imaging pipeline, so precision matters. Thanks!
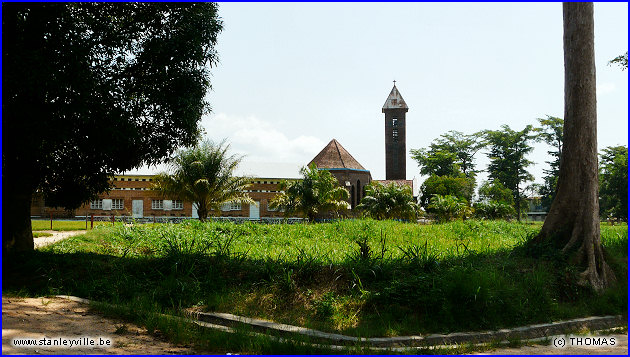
left=33, top=231, right=85, bottom=249
left=2, top=297, right=203, bottom=355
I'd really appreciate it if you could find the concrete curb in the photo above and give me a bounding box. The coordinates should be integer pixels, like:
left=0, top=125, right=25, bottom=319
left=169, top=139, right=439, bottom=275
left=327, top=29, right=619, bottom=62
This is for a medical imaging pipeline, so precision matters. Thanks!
left=56, top=295, right=626, bottom=349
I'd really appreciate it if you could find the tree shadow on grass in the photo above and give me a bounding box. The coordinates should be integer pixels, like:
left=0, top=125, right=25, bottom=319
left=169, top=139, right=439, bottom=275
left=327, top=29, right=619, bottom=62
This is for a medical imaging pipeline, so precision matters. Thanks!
left=3, top=237, right=627, bottom=338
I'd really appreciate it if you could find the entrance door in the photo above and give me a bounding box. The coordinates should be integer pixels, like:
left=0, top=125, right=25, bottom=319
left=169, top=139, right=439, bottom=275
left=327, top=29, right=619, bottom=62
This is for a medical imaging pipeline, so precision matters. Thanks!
left=249, top=202, right=260, bottom=220
left=132, top=200, right=143, bottom=218
left=192, top=203, right=199, bottom=219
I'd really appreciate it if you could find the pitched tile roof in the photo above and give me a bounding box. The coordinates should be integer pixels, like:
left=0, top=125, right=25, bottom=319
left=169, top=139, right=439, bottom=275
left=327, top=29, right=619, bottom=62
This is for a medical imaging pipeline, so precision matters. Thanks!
left=308, top=139, right=367, bottom=170
left=382, top=84, right=409, bottom=112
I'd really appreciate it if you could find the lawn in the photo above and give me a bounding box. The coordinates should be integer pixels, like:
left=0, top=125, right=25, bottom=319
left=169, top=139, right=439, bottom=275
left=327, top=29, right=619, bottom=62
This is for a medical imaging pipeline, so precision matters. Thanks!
left=31, top=219, right=116, bottom=231
left=5, top=219, right=627, bottom=352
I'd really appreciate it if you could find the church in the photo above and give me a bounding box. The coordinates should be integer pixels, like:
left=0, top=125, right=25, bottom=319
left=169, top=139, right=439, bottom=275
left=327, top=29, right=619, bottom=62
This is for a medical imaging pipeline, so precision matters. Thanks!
left=31, top=84, right=414, bottom=221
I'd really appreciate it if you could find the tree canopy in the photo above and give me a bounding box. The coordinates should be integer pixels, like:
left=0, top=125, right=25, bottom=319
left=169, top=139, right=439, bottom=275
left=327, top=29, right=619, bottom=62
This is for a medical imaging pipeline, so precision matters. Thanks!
left=534, top=116, right=564, bottom=210
left=599, top=145, right=628, bottom=221
left=2, top=3, right=223, bottom=252
left=269, top=164, right=350, bottom=221
left=483, top=125, right=535, bottom=221
left=410, top=130, right=482, bottom=179
left=608, top=51, right=628, bottom=71
left=152, top=140, right=253, bottom=222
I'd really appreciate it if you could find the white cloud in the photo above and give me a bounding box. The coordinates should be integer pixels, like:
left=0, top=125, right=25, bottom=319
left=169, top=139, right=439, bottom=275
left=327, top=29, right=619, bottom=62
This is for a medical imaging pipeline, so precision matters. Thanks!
left=201, top=113, right=325, bottom=164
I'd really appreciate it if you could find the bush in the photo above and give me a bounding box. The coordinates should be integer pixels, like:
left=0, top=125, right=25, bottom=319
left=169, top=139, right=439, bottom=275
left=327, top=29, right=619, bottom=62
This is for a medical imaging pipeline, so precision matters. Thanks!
left=473, top=201, right=515, bottom=220
left=427, top=194, right=470, bottom=223
left=419, top=175, right=475, bottom=209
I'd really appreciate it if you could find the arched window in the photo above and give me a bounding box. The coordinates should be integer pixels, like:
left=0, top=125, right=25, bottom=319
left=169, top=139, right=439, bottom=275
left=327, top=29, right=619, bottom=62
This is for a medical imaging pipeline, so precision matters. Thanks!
left=351, top=185, right=355, bottom=209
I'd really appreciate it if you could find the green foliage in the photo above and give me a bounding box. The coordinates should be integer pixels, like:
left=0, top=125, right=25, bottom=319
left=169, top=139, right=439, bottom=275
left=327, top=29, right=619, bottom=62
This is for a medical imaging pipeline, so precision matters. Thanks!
left=410, top=149, right=461, bottom=177
left=533, top=116, right=564, bottom=210
left=599, top=145, right=628, bottom=220
left=6, top=220, right=627, bottom=342
left=473, top=201, right=515, bottom=220
left=269, top=164, right=350, bottom=221
left=357, top=182, right=418, bottom=221
left=3, top=3, right=223, bottom=252
left=3, top=3, right=222, bottom=208
left=608, top=51, right=628, bottom=71
left=410, top=130, right=483, bottom=179
left=477, top=180, right=515, bottom=206
left=483, top=125, right=536, bottom=220
left=153, top=140, right=254, bottom=221
left=427, top=195, right=470, bottom=223
left=31, top=220, right=112, bottom=231
left=419, top=175, right=475, bottom=209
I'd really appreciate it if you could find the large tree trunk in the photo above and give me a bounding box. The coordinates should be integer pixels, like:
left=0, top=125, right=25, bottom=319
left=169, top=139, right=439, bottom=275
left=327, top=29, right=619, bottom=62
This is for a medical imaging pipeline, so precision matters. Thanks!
left=2, top=184, right=35, bottom=253
left=536, top=2, right=614, bottom=291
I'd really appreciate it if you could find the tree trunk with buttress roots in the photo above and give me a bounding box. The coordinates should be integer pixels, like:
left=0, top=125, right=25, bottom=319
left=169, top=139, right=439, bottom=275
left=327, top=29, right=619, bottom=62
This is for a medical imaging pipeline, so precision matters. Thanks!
left=536, top=2, right=614, bottom=292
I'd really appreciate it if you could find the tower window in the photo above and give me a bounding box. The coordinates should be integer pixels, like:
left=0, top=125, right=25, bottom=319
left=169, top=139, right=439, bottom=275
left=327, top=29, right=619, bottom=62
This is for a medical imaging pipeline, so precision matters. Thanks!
left=392, top=118, right=398, bottom=127
left=393, top=129, right=399, bottom=142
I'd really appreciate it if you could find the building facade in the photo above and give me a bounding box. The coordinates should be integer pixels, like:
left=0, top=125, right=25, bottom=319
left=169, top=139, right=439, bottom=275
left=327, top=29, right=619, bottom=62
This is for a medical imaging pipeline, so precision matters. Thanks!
left=31, top=175, right=295, bottom=220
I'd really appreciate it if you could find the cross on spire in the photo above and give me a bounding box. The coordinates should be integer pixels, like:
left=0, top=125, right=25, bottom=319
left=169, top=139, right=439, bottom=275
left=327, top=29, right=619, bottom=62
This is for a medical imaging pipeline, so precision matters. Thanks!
left=393, top=80, right=396, bottom=86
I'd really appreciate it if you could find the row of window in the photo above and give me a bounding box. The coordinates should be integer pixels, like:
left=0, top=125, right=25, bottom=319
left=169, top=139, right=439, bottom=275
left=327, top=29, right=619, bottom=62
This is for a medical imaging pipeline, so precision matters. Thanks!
left=90, top=199, right=183, bottom=210
left=114, top=178, right=153, bottom=182
left=151, top=200, right=184, bottom=210
left=89, top=199, right=281, bottom=212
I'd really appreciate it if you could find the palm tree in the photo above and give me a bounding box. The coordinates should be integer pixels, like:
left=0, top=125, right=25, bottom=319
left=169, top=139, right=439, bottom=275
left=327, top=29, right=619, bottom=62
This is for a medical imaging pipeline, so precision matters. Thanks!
left=270, top=164, right=349, bottom=222
left=357, top=182, right=418, bottom=221
left=153, top=140, right=254, bottom=221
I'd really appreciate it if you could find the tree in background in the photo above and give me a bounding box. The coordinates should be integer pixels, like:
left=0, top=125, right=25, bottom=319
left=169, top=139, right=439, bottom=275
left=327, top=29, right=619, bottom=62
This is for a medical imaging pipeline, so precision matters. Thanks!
left=357, top=182, right=418, bottom=221
left=533, top=116, right=564, bottom=210
left=484, top=125, right=535, bottom=221
left=2, top=3, right=223, bottom=252
left=412, top=130, right=481, bottom=211
left=474, top=180, right=515, bottom=220
left=418, top=175, right=475, bottom=210
left=269, top=164, right=350, bottom=222
left=153, top=140, right=253, bottom=222
left=536, top=3, right=614, bottom=291
left=599, top=146, right=628, bottom=221
left=410, top=149, right=461, bottom=177
left=427, top=195, right=469, bottom=223
left=410, top=130, right=483, bottom=179
left=608, top=51, right=628, bottom=71
left=477, top=180, right=515, bottom=205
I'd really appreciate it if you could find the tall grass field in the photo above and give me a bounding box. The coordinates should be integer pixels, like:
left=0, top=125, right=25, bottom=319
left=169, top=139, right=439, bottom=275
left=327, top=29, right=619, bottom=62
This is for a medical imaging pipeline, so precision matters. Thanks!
left=6, top=219, right=627, bottom=350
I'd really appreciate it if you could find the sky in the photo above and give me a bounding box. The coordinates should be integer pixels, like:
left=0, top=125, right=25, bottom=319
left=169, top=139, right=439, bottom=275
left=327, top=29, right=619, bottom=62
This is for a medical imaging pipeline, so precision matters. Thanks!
left=134, top=2, right=628, bottom=193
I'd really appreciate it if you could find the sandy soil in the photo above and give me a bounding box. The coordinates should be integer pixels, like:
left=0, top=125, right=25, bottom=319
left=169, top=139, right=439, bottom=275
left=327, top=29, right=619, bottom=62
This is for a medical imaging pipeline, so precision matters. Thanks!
left=1, top=297, right=205, bottom=355
left=33, top=231, right=85, bottom=249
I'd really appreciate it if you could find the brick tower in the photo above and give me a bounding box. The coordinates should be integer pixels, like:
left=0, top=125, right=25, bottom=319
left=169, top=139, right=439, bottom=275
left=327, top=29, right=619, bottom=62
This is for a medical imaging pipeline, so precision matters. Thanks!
left=382, top=82, right=409, bottom=180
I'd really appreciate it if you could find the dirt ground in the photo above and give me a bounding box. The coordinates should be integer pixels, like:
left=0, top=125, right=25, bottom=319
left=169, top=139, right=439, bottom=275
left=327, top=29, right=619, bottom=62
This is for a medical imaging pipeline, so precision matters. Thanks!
left=33, top=230, right=85, bottom=249
left=1, top=297, right=205, bottom=355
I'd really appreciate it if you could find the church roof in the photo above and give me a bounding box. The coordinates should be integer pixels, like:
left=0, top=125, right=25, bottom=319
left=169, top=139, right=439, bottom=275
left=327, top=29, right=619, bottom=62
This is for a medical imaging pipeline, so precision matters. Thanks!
left=308, top=139, right=368, bottom=171
left=382, top=84, right=409, bottom=112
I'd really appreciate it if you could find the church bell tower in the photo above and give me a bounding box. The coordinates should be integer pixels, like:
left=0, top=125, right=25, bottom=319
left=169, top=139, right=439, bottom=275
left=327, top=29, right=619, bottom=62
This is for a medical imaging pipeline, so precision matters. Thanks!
left=382, top=82, right=409, bottom=180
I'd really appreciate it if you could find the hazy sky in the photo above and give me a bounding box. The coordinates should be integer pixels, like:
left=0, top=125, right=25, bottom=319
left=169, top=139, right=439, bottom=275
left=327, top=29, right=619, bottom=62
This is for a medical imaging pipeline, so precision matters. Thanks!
left=138, top=2, right=628, bottom=190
